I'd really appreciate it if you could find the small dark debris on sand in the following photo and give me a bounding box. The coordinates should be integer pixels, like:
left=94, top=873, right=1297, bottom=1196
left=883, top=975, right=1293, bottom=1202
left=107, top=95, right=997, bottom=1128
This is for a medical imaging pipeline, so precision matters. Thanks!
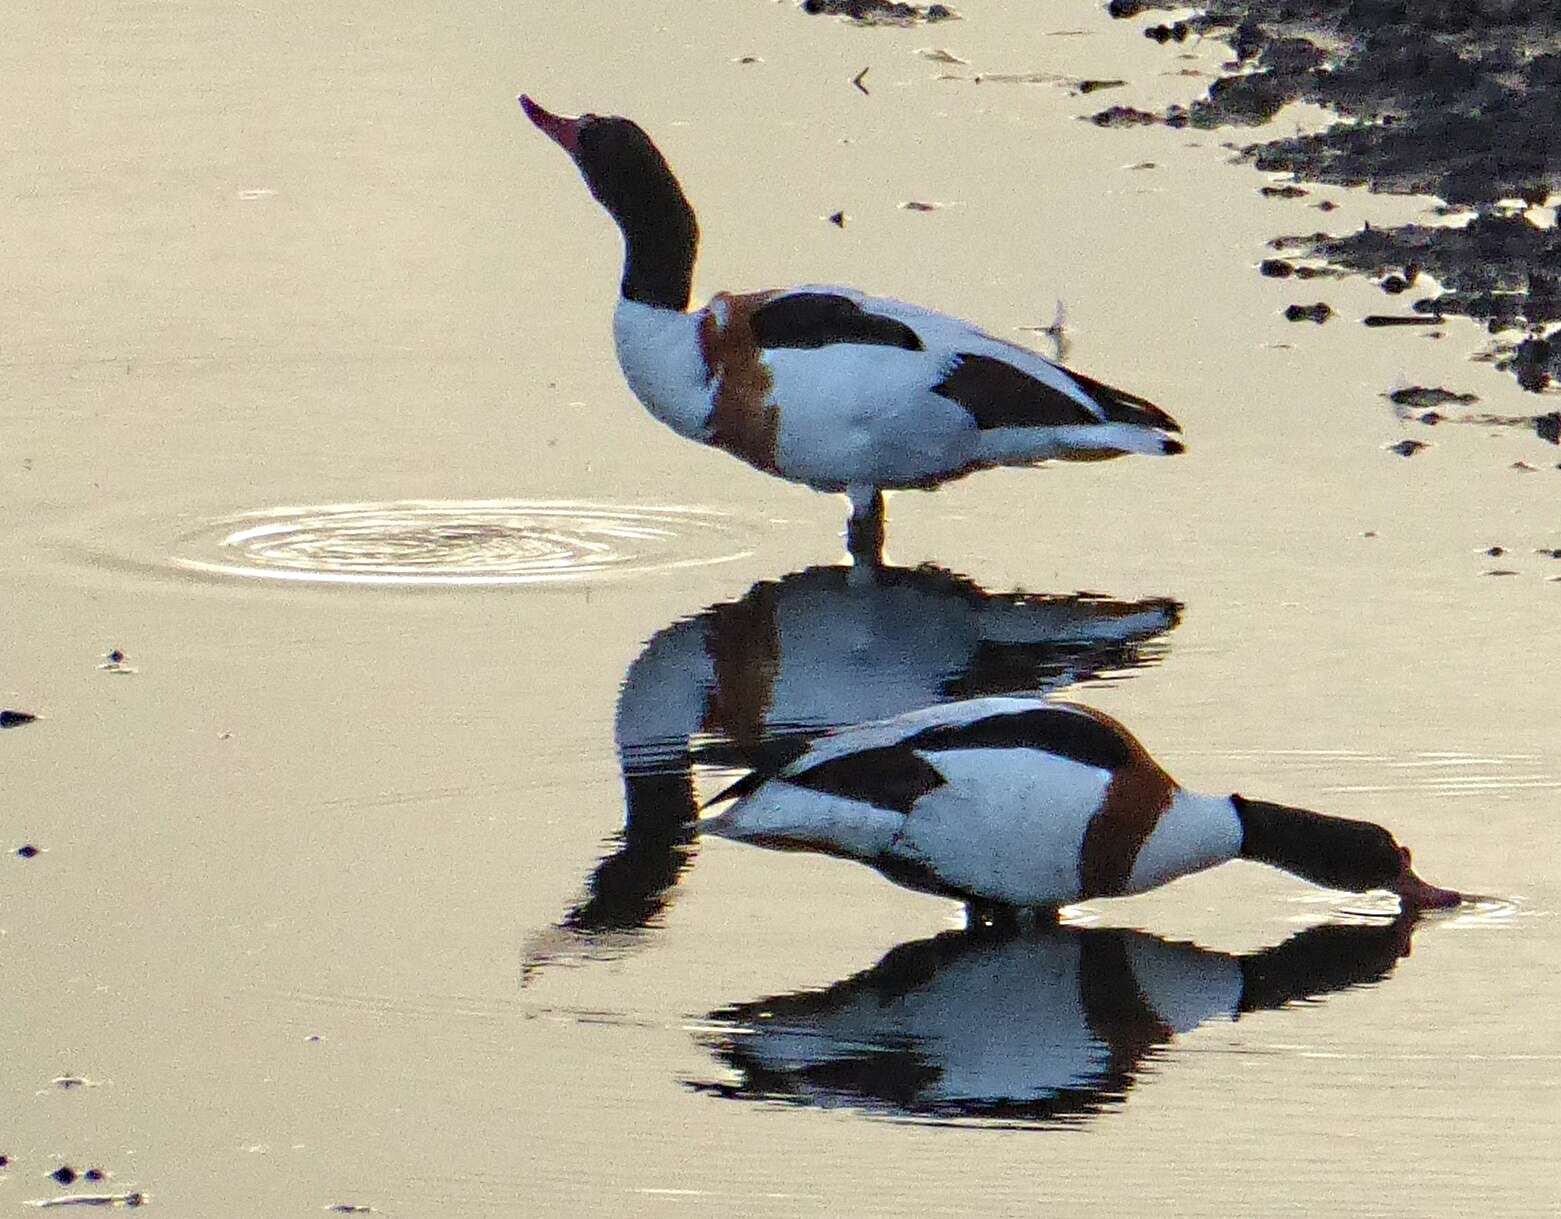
left=1260, top=184, right=1307, bottom=199
left=327, top=1206, right=375, bottom=1216
left=1388, top=387, right=1479, bottom=410
left=99, top=648, right=135, bottom=673
left=33, top=1191, right=145, bottom=1208
left=1077, top=79, right=1126, bottom=94
left=1259, top=258, right=1335, bottom=279
left=1, top=709, right=39, bottom=728
left=16, top=844, right=41, bottom=859
left=1362, top=313, right=1444, bottom=328
left=801, top=0, right=957, bottom=25
left=1087, top=105, right=1161, bottom=129
left=1284, top=302, right=1332, bottom=323
left=827, top=210, right=847, bottom=228
left=1485, top=545, right=1506, bottom=557
left=1537, top=411, right=1561, bottom=443
left=1387, top=439, right=1427, bottom=457
left=1, top=1153, right=10, bottom=1167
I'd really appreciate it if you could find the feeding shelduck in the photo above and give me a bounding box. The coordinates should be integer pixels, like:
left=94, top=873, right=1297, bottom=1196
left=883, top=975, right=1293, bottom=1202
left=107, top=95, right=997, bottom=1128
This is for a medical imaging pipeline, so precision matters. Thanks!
left=520, top=96, right=1184, bottom=563
left=702, top=696, right=1464, bottom=918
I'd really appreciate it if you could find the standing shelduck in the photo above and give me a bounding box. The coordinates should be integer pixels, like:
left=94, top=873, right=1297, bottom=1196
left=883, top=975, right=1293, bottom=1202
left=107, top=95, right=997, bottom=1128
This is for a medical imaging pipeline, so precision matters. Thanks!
left=520, top=96, right=1184, bottom=563
left=702, top=696, right=1465, bottom=918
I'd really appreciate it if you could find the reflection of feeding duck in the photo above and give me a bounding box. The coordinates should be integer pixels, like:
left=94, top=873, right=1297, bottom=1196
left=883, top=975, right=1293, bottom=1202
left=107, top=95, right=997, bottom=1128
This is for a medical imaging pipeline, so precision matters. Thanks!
left=693, top=916, right=1420, bottom=1124
left=704, top=696, right=1464, bottom=917
left=529, top=569, right=1179, bottom=969
left=520, top=96, right=1183, bottom=563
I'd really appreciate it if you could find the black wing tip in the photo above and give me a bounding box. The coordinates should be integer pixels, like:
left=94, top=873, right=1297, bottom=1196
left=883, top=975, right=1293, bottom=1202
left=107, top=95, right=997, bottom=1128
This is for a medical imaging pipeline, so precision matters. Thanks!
left=1162, top=437, right=1186, bottom=455
left=703, top=769, right=768, bottom=810
left=1062, top=364, right=1182, bottom=433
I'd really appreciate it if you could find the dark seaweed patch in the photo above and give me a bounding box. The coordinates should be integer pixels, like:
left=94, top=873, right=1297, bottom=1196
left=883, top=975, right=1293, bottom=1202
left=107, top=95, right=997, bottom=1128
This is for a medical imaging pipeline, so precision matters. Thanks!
left=1387, top=387, right=1479, bottom=410
left=800, top=0, right=956, bottom=25
left=1102, top=0, right=1561, bottom=394
left=1284, top=302, right=1333, bottom=324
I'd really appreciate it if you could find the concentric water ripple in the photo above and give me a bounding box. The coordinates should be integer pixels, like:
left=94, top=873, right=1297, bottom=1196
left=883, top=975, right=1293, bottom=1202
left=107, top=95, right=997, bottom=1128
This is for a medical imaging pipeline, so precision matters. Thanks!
left=169, top=500, right=755, bottom=587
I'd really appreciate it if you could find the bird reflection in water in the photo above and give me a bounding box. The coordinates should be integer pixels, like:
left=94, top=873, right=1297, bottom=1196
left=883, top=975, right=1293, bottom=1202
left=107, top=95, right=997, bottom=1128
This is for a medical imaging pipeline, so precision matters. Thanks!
left=523, top=564, right=1179, bottom=972
left=689, top=914, right=1420, bottom=1126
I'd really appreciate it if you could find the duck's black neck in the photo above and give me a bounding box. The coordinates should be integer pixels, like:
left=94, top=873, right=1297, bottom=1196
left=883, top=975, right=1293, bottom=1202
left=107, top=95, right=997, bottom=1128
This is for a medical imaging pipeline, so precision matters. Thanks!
left=1232, top=795, right=1401, bottom=893
left=617, top=201, right=697, bottom=311
left=556, top=114, right=701, bottom=312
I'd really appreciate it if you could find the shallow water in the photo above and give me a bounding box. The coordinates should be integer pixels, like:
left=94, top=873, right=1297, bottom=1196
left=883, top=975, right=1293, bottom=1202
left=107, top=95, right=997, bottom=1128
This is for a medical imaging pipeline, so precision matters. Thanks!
left=3, top=3, right=1558, bottom=1216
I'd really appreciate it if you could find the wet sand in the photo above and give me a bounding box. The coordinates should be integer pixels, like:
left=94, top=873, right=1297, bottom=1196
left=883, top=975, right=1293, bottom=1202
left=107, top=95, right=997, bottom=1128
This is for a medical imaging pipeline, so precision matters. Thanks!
left=3, top=3, right=1558, bottom=1216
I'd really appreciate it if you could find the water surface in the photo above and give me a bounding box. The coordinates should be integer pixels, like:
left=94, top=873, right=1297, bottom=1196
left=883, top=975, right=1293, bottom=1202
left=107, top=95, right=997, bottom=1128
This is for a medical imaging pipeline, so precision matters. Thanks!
left=2, top=3, right=1556, bottom=1216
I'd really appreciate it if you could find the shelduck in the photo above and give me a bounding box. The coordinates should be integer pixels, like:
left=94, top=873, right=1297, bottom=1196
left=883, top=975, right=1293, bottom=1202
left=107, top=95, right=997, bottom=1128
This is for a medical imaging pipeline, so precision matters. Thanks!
left=520, top=96, right=1184, bottom=563
left=702, top=696, right=1464, bottom=917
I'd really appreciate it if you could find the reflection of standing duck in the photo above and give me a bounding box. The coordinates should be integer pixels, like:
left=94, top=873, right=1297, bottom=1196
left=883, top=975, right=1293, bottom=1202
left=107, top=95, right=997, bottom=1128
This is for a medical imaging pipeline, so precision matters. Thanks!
left=532, top=569, right=1179, bottom=965
left=692, top=916, right=1420, bottom=1124
left=617, top=565, right=1180, bottom=775
left=704, top=696, right=1463, bottom=917
left=520, top=96, right=1183, bottom=563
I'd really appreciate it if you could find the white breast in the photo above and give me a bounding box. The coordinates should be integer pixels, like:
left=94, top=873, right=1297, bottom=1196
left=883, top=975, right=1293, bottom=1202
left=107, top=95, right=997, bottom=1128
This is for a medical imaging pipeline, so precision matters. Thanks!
left=1124, top=789, right=1242, bottom=895
left=612, top=298, right=712, bottom=441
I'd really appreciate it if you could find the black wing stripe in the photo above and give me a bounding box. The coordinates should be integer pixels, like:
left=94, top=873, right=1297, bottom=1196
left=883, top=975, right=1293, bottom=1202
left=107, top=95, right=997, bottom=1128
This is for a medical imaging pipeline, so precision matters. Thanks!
left=1061, top=366, right=1180, bottom=433
left=905, top=707, right=1132, bottom=772
left=750, top=293, right=924, bottom=352
left=705, top=768, right=772, bottom=808
left=931, top=353, right=1101, bottom=430
left=788, top=744, right=946, bottom=814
